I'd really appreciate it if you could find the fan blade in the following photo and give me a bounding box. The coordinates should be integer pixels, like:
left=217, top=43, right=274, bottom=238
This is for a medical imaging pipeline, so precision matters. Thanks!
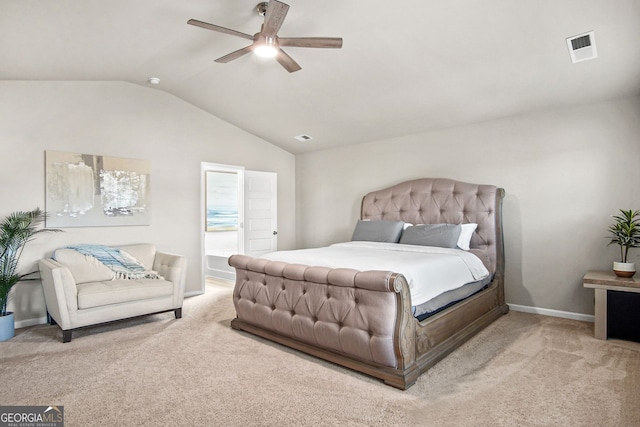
left=278, top=37, right=343, bottom=49
left=215, top=45, right=253, bottom=63
left=275, top=48, right=301, bottom=73
left=187, top=19, right=254, bottom=41
left=262, top=0, right=289, bottom=38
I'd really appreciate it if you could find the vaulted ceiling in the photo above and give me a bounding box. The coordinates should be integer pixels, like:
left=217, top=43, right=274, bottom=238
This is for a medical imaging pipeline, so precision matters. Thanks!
left=2, top=0, right=639, bottom=154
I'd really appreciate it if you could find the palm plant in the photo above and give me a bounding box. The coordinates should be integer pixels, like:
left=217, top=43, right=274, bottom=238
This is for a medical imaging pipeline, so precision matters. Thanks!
left=0, top=208, right=60, bottom=317
left=607, top=209, right=640, bottom=263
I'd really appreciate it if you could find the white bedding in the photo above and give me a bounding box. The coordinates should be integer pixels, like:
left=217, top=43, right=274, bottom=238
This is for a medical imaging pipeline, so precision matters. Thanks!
left=260, top=241, right=490, bottom=307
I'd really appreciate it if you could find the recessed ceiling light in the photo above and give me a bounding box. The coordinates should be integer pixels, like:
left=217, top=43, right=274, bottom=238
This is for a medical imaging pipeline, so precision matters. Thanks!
left=147, top=77, right=161, bottom=85
left=294, top=134, right=313, bottom=142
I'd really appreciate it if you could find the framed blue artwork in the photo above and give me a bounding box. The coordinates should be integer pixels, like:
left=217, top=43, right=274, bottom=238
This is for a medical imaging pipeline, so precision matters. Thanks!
left=205, top=171, right=238, bottom=232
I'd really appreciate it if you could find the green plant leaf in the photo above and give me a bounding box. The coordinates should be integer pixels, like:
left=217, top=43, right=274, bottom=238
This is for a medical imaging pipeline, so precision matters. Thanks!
left=606, top=209, right=640, bottom=263
left=0, top=209, right=62, bottom=316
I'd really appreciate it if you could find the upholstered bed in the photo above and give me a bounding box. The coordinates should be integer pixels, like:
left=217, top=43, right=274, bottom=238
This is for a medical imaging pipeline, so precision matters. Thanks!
left=228, top=178, right=507, bottom=389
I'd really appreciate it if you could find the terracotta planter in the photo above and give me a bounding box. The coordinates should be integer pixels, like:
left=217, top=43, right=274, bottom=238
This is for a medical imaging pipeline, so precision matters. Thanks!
left=613, top=261, right=636, bottom=278
left=0, top=312, right=14, bottom=341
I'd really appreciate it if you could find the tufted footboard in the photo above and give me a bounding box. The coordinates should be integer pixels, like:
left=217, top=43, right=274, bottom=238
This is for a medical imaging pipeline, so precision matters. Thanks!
left=229, top=254, right=420, bottom=388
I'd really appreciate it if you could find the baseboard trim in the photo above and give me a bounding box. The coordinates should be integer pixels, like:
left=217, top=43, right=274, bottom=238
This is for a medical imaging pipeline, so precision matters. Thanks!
left=15, top=304, right=594, bottom=329
left=15, top=316, right=48, bottom=329
left=508, top=304, right=594, bottom=323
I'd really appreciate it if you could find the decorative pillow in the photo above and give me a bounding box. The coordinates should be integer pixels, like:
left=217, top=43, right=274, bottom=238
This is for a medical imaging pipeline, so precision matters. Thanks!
left=351, top=220, right=405, bottom=243
left=399, top=224, right=462, bottom=248
left=53, top=248, right=116, bottom=284
left=457, top=223, right=478, bottom=251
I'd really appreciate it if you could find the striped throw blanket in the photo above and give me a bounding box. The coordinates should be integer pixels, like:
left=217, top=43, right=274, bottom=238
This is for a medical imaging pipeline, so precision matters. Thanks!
left=64, top=244, right=162, bottom=280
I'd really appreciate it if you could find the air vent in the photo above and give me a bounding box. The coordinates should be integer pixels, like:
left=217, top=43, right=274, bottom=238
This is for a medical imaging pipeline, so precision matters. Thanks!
left=566, top=31, right=597, bottom=63
left=294, top=134, right=313, bottom=142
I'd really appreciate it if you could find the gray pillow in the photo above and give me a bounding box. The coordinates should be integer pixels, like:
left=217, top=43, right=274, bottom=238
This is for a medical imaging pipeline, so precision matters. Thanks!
left=351, top=220, right=405, bottom=243
left=399, top=224, right=462, bottom=248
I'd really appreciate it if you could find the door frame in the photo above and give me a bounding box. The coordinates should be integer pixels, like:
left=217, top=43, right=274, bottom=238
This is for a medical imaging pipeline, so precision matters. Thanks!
left=200, top=162, right=244, bottom=294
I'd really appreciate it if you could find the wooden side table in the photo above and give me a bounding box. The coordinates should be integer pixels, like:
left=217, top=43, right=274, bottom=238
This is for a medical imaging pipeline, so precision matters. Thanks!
left=583, top=270, right=640, bottom=340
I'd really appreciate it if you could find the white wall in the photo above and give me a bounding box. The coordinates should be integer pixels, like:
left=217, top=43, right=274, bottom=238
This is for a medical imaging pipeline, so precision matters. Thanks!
left=0, top=81, right=295, bottom=325
left=296, top=96, right=640, bottom=316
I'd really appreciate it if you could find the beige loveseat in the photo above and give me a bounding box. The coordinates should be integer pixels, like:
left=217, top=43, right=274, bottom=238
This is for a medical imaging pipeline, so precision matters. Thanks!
left=39, top=243, right=187, bottom=342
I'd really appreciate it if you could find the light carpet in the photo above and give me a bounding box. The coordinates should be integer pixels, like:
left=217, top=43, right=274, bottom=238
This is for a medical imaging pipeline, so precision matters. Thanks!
left=1, top=284, right=639, bottom=427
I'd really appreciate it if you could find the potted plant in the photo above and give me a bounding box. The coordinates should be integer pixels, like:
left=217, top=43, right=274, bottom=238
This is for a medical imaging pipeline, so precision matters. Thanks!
left=607, top=209, right=640, bottom=278
left=0, top=208, right=60, bottom=341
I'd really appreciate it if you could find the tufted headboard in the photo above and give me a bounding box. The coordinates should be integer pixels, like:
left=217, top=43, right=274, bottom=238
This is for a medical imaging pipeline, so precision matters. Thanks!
left=360, top=178, right=505, bottom=275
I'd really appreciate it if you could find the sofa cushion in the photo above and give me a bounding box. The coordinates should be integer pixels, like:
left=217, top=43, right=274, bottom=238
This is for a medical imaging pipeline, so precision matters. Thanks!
left=115, top=244, right=156, bottom=270
left=54, top=249, right=116, bottom=284
left=76, top=279, right=175, bottom=310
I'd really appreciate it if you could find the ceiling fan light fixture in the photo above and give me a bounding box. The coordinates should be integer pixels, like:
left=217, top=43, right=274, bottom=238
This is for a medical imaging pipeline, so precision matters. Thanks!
left=188, top=0, right=343, bottom=72
left=254, top=37, right=278, bottom=58
left=254, top=44, right=278, bottom=58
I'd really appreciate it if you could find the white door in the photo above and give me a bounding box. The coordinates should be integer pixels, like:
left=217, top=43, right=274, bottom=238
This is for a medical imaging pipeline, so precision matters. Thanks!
left=243, top=170, right=277, bottom=257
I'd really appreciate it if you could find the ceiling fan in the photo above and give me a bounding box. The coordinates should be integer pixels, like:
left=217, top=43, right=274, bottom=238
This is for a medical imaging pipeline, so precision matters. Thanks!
left=187, top=0, right=343, bottom=73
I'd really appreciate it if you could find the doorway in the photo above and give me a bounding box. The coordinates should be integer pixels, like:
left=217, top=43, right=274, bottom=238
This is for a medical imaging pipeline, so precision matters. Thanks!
left=201, top=163, right=277, bottom=291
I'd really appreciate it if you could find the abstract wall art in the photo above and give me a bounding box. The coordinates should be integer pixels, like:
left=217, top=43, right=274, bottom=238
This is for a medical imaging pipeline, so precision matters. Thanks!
left=45, top=151, right=151, bottom=227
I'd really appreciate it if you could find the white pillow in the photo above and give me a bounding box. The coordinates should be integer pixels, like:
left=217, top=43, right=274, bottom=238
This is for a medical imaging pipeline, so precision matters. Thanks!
left=53, top=248, right=116, bottom=284
left=457, top=223, right=477, bottom=251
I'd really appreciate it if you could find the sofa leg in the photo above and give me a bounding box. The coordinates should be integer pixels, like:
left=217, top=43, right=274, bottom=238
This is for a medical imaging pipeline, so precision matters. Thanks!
left=47, top=312, right=57, bottom=326
left=174, top=308, right=182, bottom=319
left=62, top=330, right=72, bottom=343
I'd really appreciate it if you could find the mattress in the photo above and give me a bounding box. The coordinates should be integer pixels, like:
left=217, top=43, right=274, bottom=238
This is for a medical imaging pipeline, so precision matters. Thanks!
left=413, top=276, right=491, bottom=320
left=259, top=241, right=490, bottom=315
